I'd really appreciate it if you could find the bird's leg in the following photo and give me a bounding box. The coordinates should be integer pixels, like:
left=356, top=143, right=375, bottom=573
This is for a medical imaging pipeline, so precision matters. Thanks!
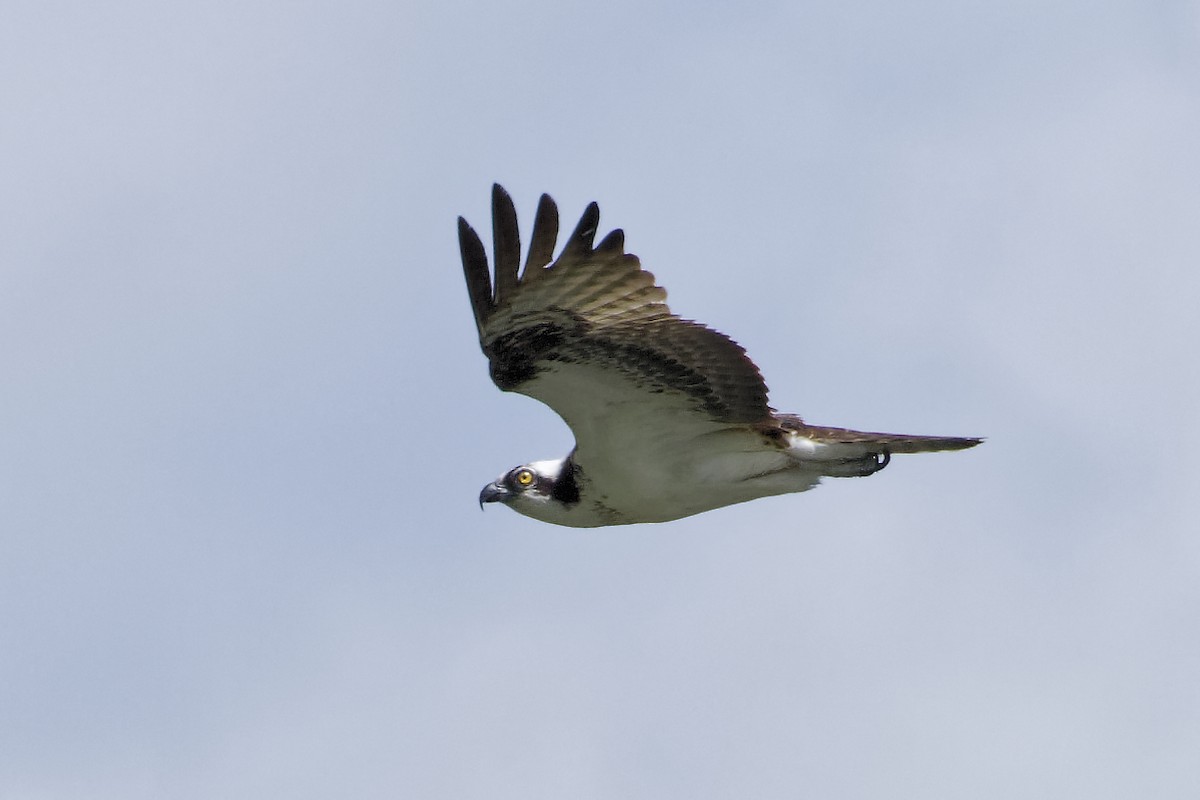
left=820, top=449, right=890, bottom=478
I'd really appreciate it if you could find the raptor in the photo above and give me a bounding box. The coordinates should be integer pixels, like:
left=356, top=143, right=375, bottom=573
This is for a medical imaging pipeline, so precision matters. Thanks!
left=459, top=185, right=980, bottom=526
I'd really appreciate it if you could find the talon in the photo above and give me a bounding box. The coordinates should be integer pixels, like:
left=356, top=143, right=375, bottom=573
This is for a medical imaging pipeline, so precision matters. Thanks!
left=856, top=450, right=890, bottom=476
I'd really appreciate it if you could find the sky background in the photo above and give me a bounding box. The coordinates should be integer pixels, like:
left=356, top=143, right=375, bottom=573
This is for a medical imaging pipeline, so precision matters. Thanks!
left=3, top=1, right=1199, bottom=798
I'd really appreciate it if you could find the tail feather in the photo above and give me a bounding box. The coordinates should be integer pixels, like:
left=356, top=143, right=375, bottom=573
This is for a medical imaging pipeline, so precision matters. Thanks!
left=803, top=425, right=983, bottom=454
left=776, top=418, right=982, bottom=479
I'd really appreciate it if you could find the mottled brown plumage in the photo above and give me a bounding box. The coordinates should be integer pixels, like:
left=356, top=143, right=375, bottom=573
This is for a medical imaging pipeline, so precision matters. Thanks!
left=459, top=184, right=770, bottom=425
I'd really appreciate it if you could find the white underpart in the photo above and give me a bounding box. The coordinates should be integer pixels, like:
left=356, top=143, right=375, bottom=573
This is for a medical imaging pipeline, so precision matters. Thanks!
left=498, top=363, right=851, bottom=526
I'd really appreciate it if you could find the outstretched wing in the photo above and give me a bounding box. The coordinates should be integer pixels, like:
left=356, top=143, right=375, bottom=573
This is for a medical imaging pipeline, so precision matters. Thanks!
left=458, top=185, right=772, bottom=459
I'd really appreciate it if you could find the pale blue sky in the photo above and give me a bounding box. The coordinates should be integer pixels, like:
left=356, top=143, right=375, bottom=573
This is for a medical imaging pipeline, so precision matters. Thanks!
left=2, top=1, right=1199, bottom=798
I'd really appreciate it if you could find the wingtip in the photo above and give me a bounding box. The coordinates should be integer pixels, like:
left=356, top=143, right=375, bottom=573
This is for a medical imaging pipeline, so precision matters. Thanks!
left=525, top=193, right=560, bottom=273
left=559, top=199, right=602, bottom=259
left=595, top=228, right=625, bottom=254
left=457, top=215, right=481, bottom=248
left=458, top=212, right=492, bottom=335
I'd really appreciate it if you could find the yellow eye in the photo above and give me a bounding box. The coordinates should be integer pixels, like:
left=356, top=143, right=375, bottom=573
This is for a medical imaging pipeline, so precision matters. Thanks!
left=515, top=469, right=535, bottom=487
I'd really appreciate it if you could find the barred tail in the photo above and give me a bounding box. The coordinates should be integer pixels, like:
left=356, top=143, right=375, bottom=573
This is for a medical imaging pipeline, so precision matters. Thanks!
left=804, top=425, right=983, bottom=454
left=787, top=423, right=983, bottom=478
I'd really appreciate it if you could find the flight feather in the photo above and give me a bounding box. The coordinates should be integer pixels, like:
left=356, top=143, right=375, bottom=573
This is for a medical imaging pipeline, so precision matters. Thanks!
left=458, top=184, right=771, bottom=427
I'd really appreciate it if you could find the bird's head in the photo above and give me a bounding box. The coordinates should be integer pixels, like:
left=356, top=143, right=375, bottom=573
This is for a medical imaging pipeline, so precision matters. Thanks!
left=478, top=457, right=584, bottom=525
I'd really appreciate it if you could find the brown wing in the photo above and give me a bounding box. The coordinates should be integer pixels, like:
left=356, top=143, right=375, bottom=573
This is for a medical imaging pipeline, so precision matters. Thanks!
left=457, top=185, right=771, bottom=428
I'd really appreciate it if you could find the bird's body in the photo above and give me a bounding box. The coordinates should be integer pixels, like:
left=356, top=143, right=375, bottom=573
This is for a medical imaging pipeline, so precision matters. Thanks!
left=460, top=186, right=981, bottom=527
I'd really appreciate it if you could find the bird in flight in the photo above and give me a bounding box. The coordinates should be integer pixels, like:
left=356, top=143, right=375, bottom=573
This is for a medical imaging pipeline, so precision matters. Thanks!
left=459, top=185, right=981, bottom=527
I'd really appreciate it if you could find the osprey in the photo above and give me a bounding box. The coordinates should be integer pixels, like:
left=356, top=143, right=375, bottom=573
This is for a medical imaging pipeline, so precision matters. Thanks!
left=459, top=185, right=981, bottom=527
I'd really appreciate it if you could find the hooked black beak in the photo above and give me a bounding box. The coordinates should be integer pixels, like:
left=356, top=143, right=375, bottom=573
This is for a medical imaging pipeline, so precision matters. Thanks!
left=479, top=481, right=510, bottom=510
